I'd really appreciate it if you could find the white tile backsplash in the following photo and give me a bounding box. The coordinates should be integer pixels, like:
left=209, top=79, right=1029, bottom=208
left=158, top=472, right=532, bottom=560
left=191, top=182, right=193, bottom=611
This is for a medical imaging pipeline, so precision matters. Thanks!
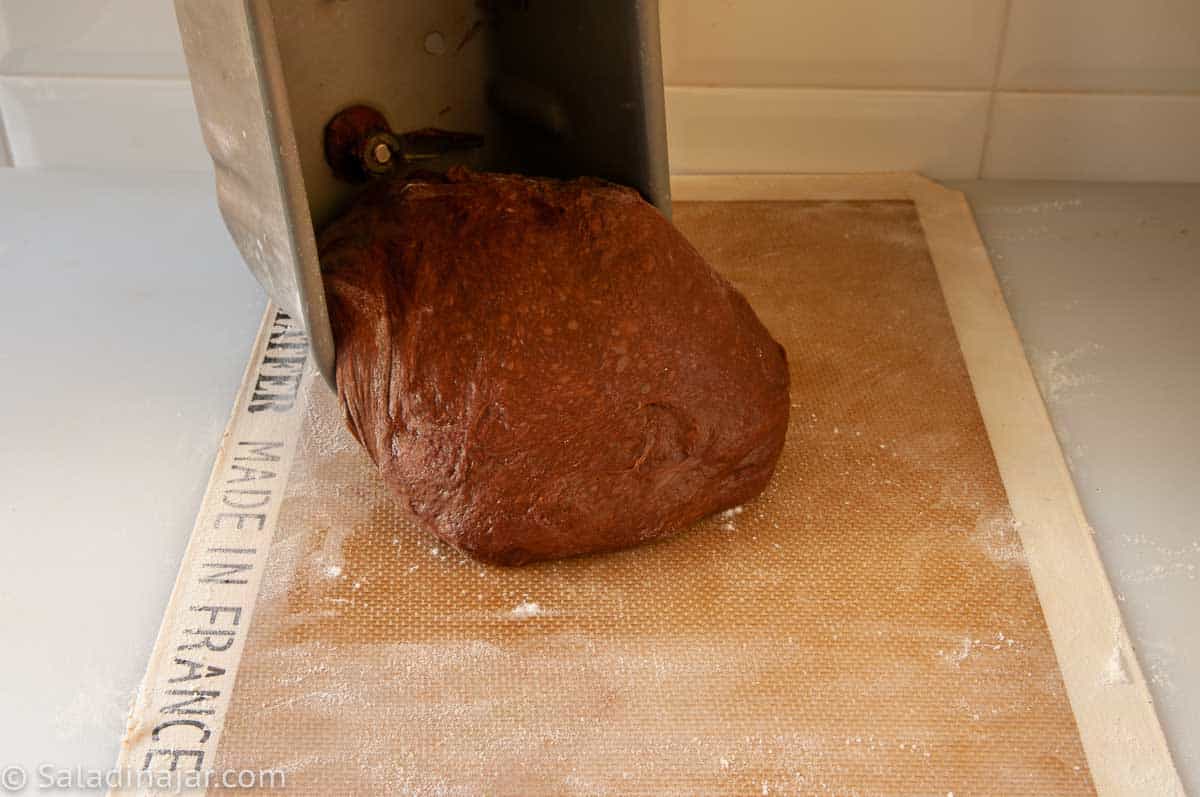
left=0, top=6, right=8, bottom=65
left=661, top=0, right=1008, bottom=89
left=666, top=87, right=990, bottom=179
left=0, top=76, right=207, bottom=171
left=983, top=93, right=1200, bottom=182
left=0, top=0, right=186, bottom=76
left=0, top=1, right=1198, bottom=180
left=1000, top=0, right=1200, bottom=93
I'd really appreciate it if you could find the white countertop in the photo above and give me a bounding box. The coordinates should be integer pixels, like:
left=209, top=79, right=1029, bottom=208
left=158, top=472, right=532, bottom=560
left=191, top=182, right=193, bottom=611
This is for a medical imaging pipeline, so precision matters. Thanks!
left=0, top=169, right=1195, bottom=793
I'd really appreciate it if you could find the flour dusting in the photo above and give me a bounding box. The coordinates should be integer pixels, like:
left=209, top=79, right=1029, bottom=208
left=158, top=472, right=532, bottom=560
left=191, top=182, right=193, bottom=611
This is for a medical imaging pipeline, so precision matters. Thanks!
left=1117, top=535, right=1200, bottom=584
left=1100, top=646, right=1131, bottom=687
left=993, top=198, right=1083, bottom=215
left=971, top=509, right=1026, bottom=568
left=301, top=370, right=360, bottom=458
left=939, top=637, right=973, bottom=666
left=719, top=505, right=745, bottom=532
left=510, top=600, right=545, bottom=619
left=1030, top=344, right=1102, bottom=403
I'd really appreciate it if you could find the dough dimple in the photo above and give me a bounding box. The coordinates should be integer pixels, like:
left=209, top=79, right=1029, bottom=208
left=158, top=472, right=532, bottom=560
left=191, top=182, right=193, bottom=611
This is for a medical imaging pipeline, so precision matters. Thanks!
left=320, top=168, right=790, bottom=565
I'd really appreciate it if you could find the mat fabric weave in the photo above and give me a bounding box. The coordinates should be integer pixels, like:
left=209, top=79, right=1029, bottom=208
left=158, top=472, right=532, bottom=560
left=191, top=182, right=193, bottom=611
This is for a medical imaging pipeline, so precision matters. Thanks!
left=209, top=200, right=1093, bottom=795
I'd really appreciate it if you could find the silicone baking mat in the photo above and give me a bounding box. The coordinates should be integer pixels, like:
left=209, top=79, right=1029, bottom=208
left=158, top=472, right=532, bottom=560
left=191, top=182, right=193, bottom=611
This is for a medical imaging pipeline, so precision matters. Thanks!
left=114, top=175, right=1180, bottom=795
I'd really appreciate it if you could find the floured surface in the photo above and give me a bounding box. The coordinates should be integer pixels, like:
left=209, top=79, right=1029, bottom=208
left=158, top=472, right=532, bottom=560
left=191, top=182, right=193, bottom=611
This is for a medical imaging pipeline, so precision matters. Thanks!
left=210, top=200, right=1093, bottom=794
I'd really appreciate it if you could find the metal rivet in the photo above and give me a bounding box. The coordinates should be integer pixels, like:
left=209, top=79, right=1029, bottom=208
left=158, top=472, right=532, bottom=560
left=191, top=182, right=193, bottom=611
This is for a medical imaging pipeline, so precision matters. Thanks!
left=424, top=31, right=446, bottom=55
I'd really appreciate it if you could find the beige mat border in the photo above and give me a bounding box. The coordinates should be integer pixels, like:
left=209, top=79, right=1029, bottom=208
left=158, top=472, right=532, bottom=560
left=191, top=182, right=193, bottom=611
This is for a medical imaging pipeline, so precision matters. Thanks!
left=113, top=174, right=1182, bottom=796
left=673, top=173, right=1182, bottom=796
left=112, top=308, right=314, bottom=795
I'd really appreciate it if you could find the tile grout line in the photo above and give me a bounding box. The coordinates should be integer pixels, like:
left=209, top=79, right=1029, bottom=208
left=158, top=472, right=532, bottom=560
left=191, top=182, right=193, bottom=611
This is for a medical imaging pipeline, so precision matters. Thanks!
left=0, top=71, right=191, bottom=83
left=977, top=87, right=1200, bottom=98
left=977, top=0, right=1015, bottom=179
left=664, top=83, right=1200, bottom=99
left=667, top=83, right=991, bottom=94
left=0, top=73, right=1194, bottom=97
left=0, top=73, right=1196, bottom=99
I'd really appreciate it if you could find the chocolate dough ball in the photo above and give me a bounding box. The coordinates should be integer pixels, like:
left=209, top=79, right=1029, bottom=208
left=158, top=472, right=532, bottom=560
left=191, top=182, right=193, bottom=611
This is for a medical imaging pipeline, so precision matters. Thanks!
left=320, top=168, right=789, bottom=565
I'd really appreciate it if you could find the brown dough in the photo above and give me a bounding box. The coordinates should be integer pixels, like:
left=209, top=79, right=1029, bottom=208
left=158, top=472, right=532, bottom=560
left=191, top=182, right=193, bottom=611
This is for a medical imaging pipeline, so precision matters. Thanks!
left=319, top=168, right=789, bottom=565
